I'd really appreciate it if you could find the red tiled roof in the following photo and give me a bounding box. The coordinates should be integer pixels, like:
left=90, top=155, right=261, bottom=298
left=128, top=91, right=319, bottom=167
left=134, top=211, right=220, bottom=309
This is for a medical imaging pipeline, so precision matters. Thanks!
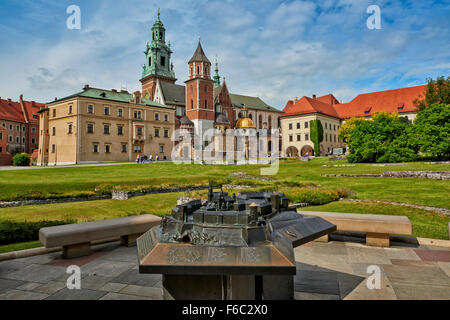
left=335, top=85, right=426, bottom=119
left=315, top=94, right=339, bottom=105
left=281, top=96, right=340, bottom=118
left=281, top=85, right=427, bottom=119
left=0, top=97, right=45, bottom=123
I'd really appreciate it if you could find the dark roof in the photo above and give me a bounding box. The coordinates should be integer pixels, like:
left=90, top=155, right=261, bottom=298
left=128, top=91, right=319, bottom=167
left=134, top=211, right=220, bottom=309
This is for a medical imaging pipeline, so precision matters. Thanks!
left=229, top=93, right=282, bottom=113
left=49, top=87, right=173, bottom=110
left=215, top=112, right=230, bottom=125
left=188, top=41, right=211, bottom=64
left=160, top=82, right=186, bottom=106
left=179, top=115, right=194, bottom=126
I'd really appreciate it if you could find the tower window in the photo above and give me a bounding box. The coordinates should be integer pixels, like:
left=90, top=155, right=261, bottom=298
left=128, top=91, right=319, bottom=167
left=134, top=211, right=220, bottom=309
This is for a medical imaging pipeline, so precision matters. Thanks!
left=191, top=99, right=193, bottom=109
left=159, top=32, right=162, bottom=40
left=149, top=57, right=151, bottom=66
left=205, top=85, right=208, bottom=93
left=160, top=56, right=166, bottom=66
left=197, top=66, right=200, bottom=75
left=205, top=100, right=208, bottom=109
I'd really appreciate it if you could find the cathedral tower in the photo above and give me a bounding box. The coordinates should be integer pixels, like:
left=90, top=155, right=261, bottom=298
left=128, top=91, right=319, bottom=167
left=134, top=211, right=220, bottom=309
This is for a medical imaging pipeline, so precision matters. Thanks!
left=185, top=40, right=215, bottom=140
left=140, top=9, right=176, bottom=100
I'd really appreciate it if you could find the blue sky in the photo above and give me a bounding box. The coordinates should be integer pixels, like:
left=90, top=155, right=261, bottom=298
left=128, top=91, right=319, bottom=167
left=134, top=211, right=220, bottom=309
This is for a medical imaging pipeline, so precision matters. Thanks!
left=0, top=0, right=449, bottom=109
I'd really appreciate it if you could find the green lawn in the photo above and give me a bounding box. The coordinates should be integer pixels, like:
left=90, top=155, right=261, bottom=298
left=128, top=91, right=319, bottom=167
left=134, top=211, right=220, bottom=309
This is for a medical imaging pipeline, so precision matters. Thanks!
left=0, top=158, right=448, bottom=253
left=0, top=158, right=448, bottom=208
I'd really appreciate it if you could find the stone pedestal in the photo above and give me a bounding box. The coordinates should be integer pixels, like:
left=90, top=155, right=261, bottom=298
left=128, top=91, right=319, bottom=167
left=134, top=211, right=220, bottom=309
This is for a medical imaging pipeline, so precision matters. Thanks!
left=262, top=275, right=294, bottom=300
left=63, top=242, right=91, bottom=259
left=161, top=274, right=293, bottom=300
left=366, top=232, right=390, bottom=247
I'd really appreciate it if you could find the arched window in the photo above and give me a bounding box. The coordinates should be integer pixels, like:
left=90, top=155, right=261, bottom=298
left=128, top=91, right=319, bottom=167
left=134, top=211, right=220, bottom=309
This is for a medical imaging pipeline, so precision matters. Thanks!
left=249, top=113, right=253, bottom=120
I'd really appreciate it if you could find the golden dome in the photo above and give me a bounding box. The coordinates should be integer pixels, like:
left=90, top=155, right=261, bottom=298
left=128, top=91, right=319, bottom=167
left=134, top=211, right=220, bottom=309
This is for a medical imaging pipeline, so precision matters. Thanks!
left=236, top=117, right=255, bottom=129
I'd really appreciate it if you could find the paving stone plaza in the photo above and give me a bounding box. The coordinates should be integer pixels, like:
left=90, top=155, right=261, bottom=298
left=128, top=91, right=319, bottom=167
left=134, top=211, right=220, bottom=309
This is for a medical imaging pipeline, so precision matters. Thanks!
left=1, top=239, right=449, bottom=300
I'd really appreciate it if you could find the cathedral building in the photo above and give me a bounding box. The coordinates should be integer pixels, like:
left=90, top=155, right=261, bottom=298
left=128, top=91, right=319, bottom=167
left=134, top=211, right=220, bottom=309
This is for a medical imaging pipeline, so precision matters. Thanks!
left=141, top=12, right=283, bottom=160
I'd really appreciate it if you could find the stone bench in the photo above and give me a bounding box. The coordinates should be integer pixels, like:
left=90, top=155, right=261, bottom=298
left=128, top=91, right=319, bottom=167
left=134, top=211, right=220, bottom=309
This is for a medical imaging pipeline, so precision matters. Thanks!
left=301, top=211, right=412, bottom=247
left=39, top=214, right=161, bottom=258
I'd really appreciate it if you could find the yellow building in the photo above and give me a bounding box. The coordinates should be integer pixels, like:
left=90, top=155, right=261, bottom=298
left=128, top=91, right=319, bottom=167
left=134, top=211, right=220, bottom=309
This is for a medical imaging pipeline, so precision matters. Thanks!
left=37, top=85, right=175, bottom=165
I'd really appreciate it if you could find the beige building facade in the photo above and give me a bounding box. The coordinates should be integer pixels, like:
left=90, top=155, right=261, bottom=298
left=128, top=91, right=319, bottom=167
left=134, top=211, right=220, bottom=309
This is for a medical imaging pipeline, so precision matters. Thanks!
left=281, top=113, right=344, bottom=157
left=37, top=87, right=175, bottom=166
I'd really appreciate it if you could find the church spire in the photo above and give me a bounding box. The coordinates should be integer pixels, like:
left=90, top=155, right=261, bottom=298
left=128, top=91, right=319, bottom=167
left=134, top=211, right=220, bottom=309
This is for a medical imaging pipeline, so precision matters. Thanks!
left=213, top=56, right=221, bottom=87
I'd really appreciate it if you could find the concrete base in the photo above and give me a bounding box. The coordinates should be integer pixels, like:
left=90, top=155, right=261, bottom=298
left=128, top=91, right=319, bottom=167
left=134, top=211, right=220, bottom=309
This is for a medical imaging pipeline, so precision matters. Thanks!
left=366, top=232, right=390, bottom=247
left=262, top=275, right=294, bottom=300
left=63, top=242, right=91, bottom=259
left=120, top=233, right=142, bottom=247
left=161, top=274, right=293, bottom=300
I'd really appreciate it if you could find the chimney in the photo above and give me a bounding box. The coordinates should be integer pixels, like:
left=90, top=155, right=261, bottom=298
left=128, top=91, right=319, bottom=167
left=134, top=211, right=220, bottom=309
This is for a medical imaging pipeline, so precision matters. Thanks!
left=312, top=94, right=316, bottom=99
left=54, top=97, right=58, bottom=101
left=83, top=84, right=90, bottom=91
left=19, top=94, right=24, bottom=102
left=293, top=97, right=299, bottom=103
left=7, top=98, right=11, bottom=104
left=111, top=89, right=117, bottom=93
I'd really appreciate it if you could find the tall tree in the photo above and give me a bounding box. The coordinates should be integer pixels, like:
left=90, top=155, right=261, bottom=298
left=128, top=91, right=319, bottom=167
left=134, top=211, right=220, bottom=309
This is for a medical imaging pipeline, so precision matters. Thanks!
left=413, top=103, right=450, bottom=160
left=414, top=76, right=450, bottom=110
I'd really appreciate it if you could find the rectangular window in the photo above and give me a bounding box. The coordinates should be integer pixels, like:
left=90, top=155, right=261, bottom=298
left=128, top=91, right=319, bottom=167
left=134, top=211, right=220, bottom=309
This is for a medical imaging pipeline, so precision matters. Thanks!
left=118, top=126, right=123, bottom=135
left=133, top=145, right=142, bottom=153
left=122, top=144, right=127, bottom=153
left=164, top=129, right=169, bottom=138
left=104, top=125, right=110, bottom=134
left=68, top=123, right=73, bottom=134
left=93, top=144, right=98, bottom=153
left=325, top=123, right=328, bottom=130
left=289, top=135, right=293, bottom=142
left=155, top=113, right=159, bottom=121
left=88, top=105, right=94, bottom=114
left=9, top=136, right=12, bottom=142
left=53, top=109, right=56, bottom=117
left=305, top=133, right=309, bottom=140
left=0, top=147, right=2, bottom=153
left=105, top=144, right=111, bottom=153
left=160, top=145, right=164, bottom=153
left=289, top=123, right=293, bottom=130
left=304, top=122, right=309, bottom=128
left=104, top=106, right=110, bottom=115
left=164, top=114, right=168, bottom=122
left=134, top=111, right=142, bottom=119
left=297, top=134, right=301, bottom=141
left=52, top=127, right=56, bottom=136
left=205, top=100, right=208, bottom=109
left=69, top=105, right=73, bottom=114
left=9, top=124, right=12, bottom=130
left=31, top=138, right=36, bottom=144
left=160, top=56, right=166, bottom=66
left=22, top=126, right=25, bottom=132
left=22, top=137, right=25, bottom=144
left=16, top=125, right=20, bottom=131
left=296, top=122, right=300, bottom=129
left=87, top=123, right=94, bottom=133
left=51, top=144, right=55, bottom=153
left=118, top=109, right=123, bottom=117
left=0, top=132, right=2, bottom=140
left=154, top=129, right=159, bottom=137
left=32, top=127, right=36, bottom=133
left=137, top=127, right=143, bottom=136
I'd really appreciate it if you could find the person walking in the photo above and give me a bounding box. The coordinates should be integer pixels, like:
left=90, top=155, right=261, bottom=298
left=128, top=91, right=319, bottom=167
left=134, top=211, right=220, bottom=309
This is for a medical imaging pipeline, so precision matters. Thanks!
left=136, top=154, right=140, bottom=163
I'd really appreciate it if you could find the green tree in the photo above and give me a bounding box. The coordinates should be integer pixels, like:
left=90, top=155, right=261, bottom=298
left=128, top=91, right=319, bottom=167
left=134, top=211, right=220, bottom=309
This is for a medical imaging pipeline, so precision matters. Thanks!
left=414, top=76, right=450, bottom=110
left=338, top=117, right=365, bottom=144
left=413, top=103, right=450, bottom=160
left=347, top=112, right=418, bottom=163
left=309, top=119, right=323, bottom=156
left=13, top=153, right=30, bottom=166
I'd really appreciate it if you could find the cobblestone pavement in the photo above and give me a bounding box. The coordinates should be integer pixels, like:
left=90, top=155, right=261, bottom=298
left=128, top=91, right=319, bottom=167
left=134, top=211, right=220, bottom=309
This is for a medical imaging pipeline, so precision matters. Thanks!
left=0, top=240, right=449, bottom=300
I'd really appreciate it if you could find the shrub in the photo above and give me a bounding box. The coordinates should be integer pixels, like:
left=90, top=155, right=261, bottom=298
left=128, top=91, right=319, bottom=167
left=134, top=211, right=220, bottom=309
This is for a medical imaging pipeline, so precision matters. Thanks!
left=13, top=153, right=30, bottom=166
left=0, top=219, right=77, bottom=245
left=285, top=188, right=341, bottom=205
